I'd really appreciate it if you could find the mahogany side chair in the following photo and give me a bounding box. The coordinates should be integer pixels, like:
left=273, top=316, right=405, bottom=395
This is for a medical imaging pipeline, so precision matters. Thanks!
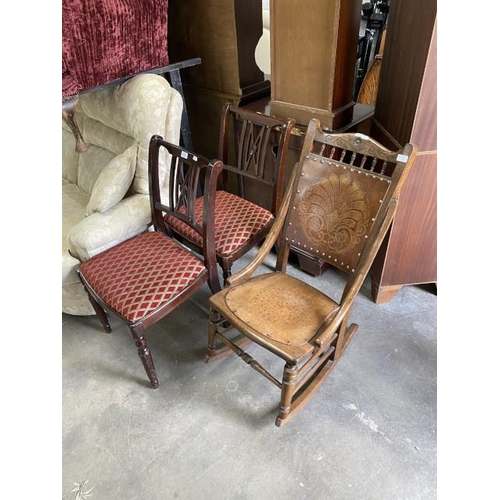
left=205, top=118, right=418, bottom=426
left=167, top=103, right=295, bottom=282
left=77, top=136, right=223, bottom=389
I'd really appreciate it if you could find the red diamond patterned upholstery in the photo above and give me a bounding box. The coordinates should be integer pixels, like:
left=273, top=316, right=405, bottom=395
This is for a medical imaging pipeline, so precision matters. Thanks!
left=79, top=231, right=207, bottom=323
left=166, top=191, right=274, bottom=257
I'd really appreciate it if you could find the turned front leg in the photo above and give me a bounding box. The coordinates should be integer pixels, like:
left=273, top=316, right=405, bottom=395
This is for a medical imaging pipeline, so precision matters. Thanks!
left=205, top=308, right=221, bottom=362
left=276, top=362, right=299, bottom=427
left=130, top=324, right=158, bottom=389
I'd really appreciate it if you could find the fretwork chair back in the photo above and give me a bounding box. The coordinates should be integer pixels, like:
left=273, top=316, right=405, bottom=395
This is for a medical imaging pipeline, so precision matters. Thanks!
left=206, top=118, right=417, bottom=426
left=77, top=136, right=223, bottom=388
left=167, top=103, right=295, bottom=282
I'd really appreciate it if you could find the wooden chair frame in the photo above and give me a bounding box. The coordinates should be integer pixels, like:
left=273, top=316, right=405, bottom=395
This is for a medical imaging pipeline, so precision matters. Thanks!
left=77, top=136, right=223, bottom=388
left=169, top=103, right=295, bottom=282
left=205, top=119, right=417, bottom=426
left=219, top=103, right=295, bottom=216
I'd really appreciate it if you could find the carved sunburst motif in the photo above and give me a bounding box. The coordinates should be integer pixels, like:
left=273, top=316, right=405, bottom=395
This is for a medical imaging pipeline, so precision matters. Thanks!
left=298, top=173, right=370, bottom=253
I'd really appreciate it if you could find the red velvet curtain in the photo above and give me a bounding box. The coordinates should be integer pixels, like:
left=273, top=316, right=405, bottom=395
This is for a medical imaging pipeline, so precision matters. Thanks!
left=62, top=0, right=169, bottom=97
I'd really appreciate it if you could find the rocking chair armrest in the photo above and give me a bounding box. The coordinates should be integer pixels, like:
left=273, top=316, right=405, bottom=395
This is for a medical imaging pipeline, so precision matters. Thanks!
left=225, top=216, right=283, bottom=286
left=312, top=309, right=346, bottom=348
left=226, top=162, right=301, bottom=287
left=313, top=200, right=400, bottom=349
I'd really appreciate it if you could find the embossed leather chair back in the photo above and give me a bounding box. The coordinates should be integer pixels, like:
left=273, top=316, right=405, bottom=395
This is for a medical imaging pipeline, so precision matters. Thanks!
left=282, top=122, right=414, bottom=278
left=205, top=118, right=417, bottom=427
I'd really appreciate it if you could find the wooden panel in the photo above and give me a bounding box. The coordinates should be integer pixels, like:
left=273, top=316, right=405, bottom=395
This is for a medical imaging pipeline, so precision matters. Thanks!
left=167, top=0, right=269, bottom=161
left=333, top=0, right=363, bottom=108
left=269, top=0, right=360, bottom=130
left=168, top=0, right=266, bottom=97
left=374, top=0, right=437, bottom=145
left=271, top=0, right=340, bottom=110
left=368, top=0, right=437, bottom=302
left=168, top=0, right=240, bottom=93
left=234, top=0, right=265, bottom=89
left=379, top=152, right=437, bottom=286
left=411, top=20, right=437, bottom=151
left=181, top=84, right=240, bottom=160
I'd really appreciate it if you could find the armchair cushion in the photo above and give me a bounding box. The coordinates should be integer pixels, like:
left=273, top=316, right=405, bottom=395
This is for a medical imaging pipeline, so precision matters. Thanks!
left=62, top=73, right=183, bottom=315
left=86, top=145, right=136, bottom=215
left=67, top=193, right=151, bottom=262
left=78, top=74, right=178, bottom=195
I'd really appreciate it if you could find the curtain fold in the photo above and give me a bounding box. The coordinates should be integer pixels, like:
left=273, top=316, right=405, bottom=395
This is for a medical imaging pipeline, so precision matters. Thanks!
left=62, top=0, right=169, bottom=97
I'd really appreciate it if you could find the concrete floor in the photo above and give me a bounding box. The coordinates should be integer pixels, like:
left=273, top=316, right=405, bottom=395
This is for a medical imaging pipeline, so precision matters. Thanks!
left=62, top=250, right=437, bottom=500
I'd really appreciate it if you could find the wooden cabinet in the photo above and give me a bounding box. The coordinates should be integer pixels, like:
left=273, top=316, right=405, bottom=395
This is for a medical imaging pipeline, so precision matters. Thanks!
left=167, top=0, right=437, bottom=304
left=368, top=0, right=437, bottom=303
left=269, top=0, right=361, bottom=131
left=249, top=0, right=437, bottom=303
left=167, top=0, right=269, bottom=159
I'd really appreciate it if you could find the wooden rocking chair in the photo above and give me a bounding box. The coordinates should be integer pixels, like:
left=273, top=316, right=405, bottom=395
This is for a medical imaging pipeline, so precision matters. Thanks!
left=205, top=118, right=417, bottom=426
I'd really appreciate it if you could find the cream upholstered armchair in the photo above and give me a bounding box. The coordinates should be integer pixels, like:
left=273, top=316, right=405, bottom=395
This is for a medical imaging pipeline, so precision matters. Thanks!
left=62, top=73, right=183, bottom=315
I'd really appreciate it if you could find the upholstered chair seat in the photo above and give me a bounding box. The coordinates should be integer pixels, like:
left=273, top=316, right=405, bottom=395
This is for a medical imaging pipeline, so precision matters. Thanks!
left=79, top=231, right=208, bottom=323
left=166, top=190, right=274, bottom=259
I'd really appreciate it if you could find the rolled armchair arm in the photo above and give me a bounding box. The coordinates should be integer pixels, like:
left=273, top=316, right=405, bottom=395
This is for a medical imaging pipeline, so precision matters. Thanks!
left=67, top=194, right=151, bottom=262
